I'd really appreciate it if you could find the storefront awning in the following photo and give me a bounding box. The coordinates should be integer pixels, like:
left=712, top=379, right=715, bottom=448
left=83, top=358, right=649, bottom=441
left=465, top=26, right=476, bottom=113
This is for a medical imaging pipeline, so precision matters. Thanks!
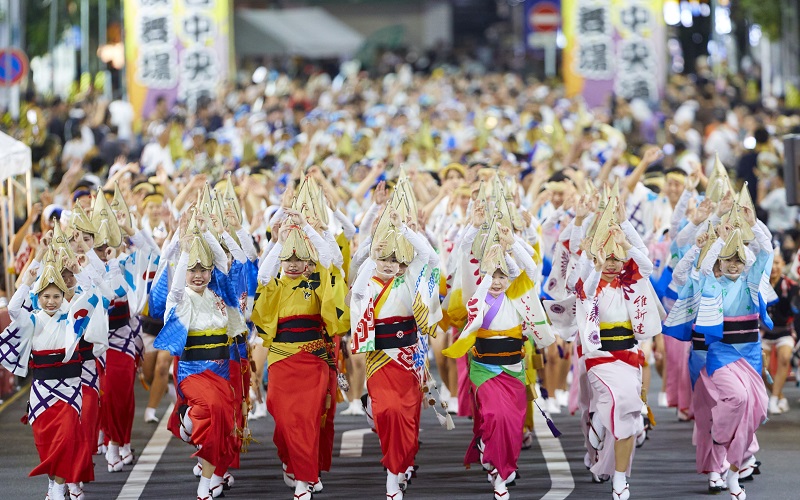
left=235, top=8, right=365, bottom=59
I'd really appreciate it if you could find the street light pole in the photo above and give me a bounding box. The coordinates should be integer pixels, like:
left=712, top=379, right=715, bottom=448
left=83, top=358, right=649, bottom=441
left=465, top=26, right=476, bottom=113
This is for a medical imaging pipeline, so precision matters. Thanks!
left=48, top=0, right=57, bottom=95
left=80, top=0, right=88, bottom=76
left=99, top=0, right=109, bottom=97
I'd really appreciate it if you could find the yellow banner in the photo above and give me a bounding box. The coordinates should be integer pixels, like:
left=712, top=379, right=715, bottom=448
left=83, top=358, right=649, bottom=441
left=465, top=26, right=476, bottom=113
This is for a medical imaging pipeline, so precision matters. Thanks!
left=124, top=0, right=231, bottom=126
left=563, top=0, right=665, bottom=107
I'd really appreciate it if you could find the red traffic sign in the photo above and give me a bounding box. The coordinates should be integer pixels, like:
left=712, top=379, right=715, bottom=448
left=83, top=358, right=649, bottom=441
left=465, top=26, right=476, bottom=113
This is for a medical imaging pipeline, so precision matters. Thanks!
left=0, top=49, right=29, bottom=86
left=529, top=2, right=561, bottom=33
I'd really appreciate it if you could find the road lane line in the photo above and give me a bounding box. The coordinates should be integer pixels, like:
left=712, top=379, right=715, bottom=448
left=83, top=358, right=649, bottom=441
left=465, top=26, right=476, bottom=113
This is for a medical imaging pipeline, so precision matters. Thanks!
left=533, top=408, right=575, bottom=500
left=339, top=428, right=373, bottom=457
left=116, top=403, right=175, bottom=500
left=0, top=382, right=30, bottom=415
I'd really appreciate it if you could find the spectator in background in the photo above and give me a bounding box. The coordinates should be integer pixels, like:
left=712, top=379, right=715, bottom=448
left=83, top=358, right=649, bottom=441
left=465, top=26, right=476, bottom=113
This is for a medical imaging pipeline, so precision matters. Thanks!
left=738, top=127, right=771, bottom=204
left=140, top=123, right=175, bottom=176
left=150, top=95, right=169, bottom=124
left=46, top=97, right=68, bottom=144
left=704, top=109, right=740, bottom=174
left=108, top=92, right=135, bottom=143
left=758, top=169, right=798, bottom=236
left=61, top=122, right=92, bottom=166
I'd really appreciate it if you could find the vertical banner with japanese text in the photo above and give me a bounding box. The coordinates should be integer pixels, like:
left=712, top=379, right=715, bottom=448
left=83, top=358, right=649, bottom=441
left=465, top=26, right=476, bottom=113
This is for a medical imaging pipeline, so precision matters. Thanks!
left=124, top=0, right=230, bottom=124
left=562, top=0, right=665, bottom=108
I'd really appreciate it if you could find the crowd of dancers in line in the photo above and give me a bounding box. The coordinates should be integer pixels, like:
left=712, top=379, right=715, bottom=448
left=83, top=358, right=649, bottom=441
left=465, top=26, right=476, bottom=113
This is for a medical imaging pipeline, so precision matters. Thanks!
left=1, top=91, right=790, bottom=500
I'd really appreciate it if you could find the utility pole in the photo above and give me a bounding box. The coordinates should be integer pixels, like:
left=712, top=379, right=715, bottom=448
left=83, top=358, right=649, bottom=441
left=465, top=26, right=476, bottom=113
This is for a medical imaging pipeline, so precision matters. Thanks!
left=48, top=0, right=57, bottom=95
left=81, top=0, right=89, bottom=77
left=0, top=0, right=22, bottom=119
left=99, top=0, right=110, bottom=98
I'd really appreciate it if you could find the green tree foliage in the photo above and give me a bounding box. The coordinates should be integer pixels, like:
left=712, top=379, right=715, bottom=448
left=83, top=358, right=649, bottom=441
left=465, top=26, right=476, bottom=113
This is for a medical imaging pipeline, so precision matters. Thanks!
left=26, top=0, right=54, bottom=57
left=738, top=0, right=782, bottom=39
left=25, top=0, right=120, bottom=58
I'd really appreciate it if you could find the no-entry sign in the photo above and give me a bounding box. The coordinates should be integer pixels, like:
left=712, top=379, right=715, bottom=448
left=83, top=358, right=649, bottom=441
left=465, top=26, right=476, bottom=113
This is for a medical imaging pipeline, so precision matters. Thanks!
left=529, top=1, right=561, bottom=33
left=0, top=49, right=29, bottom=86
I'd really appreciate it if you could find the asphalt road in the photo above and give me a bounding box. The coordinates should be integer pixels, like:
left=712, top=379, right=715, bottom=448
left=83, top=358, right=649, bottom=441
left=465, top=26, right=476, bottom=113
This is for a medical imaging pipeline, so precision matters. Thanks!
left=1, top=373, right=798, bottom=500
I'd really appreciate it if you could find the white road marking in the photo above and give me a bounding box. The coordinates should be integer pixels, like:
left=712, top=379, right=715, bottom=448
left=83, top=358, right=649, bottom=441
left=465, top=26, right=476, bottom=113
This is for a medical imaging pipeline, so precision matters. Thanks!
left=339, top=428, right=373, bottom=457
left=116, top=403, right=175, bottom=500
left=533, top=408, right=575, bottom=500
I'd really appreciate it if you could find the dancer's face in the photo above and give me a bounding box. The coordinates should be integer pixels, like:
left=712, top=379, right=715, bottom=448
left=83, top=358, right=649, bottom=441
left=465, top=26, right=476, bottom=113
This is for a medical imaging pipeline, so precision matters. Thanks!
left=551, top=190, right=565, bottom=208
left=71, top=231, right=94, bottom=254
left=720, top=256, right=744, bottom=281
left=770, top=253, right=784, bottom=282
left=186, top=264, right=211, bottom=293
left=376, top=256, right=399, bottom=280
left=488, top=270, right=509, bottom=297
left=303, top=261, right=317, bottom=278
left=281, top=255, right=307, bottom=279
left=396, top=263, right=408, bottom=277
left=601, top=256, right=624, bottom=278
left=62, top=269, right=77, bottom=290
left=39, top=285, right=64, bottom=315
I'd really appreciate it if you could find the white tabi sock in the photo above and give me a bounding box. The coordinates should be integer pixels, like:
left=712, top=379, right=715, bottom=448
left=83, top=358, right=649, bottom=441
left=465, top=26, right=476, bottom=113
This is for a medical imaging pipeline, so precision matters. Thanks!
left=167, top=382, right=177, bottom=402
left=180, top=407, right=194, bottom=442
left=197, top=476, right=211, bottom=498
left=386, top=470, right=400, bottom=494
left=727, top=469, right=742, bottom=495
left=144, top=407, right=158, bottom=422
left=612, top=471, right=627, bottom=491
left=210, top=474, right=224, bottom=497
left=294, top=481, right=310, bottom=496
left=51, top=483, right=66, bottom=499
left=67, top=482, right=84, bottom=498
left=108, top=443, right=120, bottom=458
left=183, top=408, right=194, bottom=433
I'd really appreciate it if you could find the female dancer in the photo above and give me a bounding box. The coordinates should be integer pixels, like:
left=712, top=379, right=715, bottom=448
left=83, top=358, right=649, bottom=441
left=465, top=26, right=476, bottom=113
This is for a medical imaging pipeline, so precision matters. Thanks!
left=154, top=213, right=238, bottom=500
left=252, top=208, right=338, bottom=500
left=697, top=212, right=772, bottom=500
left=350, top=208, right=439, bottom=500
left=0, top=249, right=107, bottom=500
left=444, top=216, right=554, bottom=499
left=576, top=200, right=662, bottom=500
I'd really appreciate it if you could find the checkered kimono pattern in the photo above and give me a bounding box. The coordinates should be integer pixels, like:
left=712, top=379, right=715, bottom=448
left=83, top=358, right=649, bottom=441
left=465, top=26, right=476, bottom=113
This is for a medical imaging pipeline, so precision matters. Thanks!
left=108, top=310, right=142, bottom=360
left=81, top=360, right=100, bottom=393
left=28, top=376, right=83, bottom=425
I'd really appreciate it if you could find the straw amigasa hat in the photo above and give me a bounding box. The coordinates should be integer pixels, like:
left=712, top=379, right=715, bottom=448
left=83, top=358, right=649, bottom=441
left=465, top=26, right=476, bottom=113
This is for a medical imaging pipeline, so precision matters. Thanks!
left=696, top=222, right=717, bottom=269
left=390, top=192, right=416, bottom=265
left=70, top=202, right=97, bottom=235
left=393, top=169, right=419, bottom=225
left=493, top=173, right=525, bottom=232
left=718, top=227, right=747, bottom=263
left=719, top=197, right=755, bottom=243
left=706, top=153, right=733, bottom=203
left=278, top=224, right=318, bottom=262
left=471, top=181, right=494, bottom=261
left=51, top=219, right=77, bottom=263
left=478, top=215, right=510, bottom=276
left=293, top=175, right=326, bottom=227
left=586, top=180, right=619, bottom=246
left=197, top=182, right=214, bottom=216
left=186, top=211, right=214, bottom=270
left=33, top=247, right=69, bottom=295
left=91, top=188, right=123, bottom=248
left=587, top=194, right=627, bottom=261
left=371, top=192, right=414, bottom=265
left=220, top=174, right=243, bottom=227
left=111, top=181, right=132, bottom=229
